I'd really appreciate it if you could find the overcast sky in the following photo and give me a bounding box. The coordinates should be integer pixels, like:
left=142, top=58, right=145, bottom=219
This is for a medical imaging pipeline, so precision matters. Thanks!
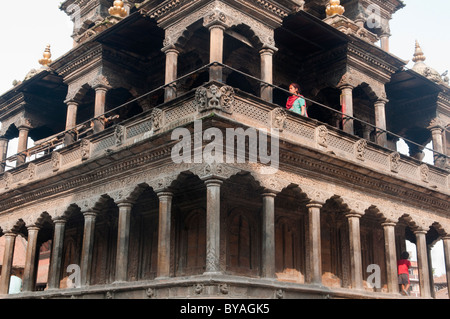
left=0, top=1, right=448, bottom=276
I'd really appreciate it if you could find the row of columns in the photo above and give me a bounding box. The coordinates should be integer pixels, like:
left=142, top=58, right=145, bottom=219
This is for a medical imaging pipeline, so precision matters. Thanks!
left=339, top=84, right=389, bottom=148
left=1, top=178, right=450, bottom=297
left=64, top=84, right=109, bottom=145
left=162, top=21, right=276, bottom=103
left=0, top=124, right=32, bottom=173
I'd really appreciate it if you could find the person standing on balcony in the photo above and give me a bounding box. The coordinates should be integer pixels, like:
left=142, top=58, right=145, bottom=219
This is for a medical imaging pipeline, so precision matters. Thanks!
left=286, top=83, right=308, bottom=117
left=398, top=251, right=411, bottom=296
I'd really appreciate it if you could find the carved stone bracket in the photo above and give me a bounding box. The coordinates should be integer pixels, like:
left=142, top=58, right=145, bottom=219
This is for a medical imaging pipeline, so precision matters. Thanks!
left=52, top=152, right=61, bottom=172
left=150, top=108, right=164, bottom=132
left=115, top=125, right=125, bottom=146
left=89, top=75, right=112, bottom=90
left=28, top=163, right=37, bottom=181
left=389, top=152, right=400, bottom=173
left=301, top=185, right=332, bottom=205
left=316, top=125, right=329, bottom=148
left=149, top=174, right=179, bottom=193
left=203, top=9, right=230, bottom=29
left=190, top=163, right=241, bottom=181
left=270, top=107, right=287, bottom=132
left=3, top=172, right=12, bottom=190
left=354, top=139, right=367, bottom=161
left=195, top=85, right=235, bottom=114
left=80, top=139, right=91, bottom=161
left=109, top=185, right=139, bottom=204
left=419, top=164, right=429, bottom=183
left=344, top=198, right=370, bottom=216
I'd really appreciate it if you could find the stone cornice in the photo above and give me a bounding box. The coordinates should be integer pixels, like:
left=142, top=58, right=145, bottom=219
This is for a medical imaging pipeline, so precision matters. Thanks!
left=0, top=115, right=448, bottom=217
left=54, top=44, right=103, bottom=79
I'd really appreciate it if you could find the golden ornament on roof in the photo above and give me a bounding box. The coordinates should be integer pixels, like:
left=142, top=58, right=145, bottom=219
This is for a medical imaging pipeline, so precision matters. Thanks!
left=109, top=0, right=128, bottom=18
left=326, top=0, right=345, bottom=17
left=38, top=45, right=52, bottom=67
left=412, top=40, right=426, bottom=63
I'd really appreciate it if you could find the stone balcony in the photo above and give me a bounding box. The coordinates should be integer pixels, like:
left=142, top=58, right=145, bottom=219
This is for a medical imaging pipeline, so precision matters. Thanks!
left=0, top=82, right=448, bottom=202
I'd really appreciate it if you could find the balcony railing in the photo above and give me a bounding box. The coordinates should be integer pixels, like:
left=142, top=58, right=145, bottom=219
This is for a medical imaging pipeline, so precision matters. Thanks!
left=0, top=63, right=449, bottom=196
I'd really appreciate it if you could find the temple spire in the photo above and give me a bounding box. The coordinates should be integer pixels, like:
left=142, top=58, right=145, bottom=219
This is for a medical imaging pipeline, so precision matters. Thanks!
left=326, top=0, right=345, bottom=17
left=109, top=0, right=128, bottom=18
left=38, top=45, right=52, bottom=67
left=412, top=40, right=426, bottom=63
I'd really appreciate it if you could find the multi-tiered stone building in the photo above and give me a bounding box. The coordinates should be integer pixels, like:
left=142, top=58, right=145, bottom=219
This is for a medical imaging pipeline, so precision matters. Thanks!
left=0, top=0, right=449, bottom=299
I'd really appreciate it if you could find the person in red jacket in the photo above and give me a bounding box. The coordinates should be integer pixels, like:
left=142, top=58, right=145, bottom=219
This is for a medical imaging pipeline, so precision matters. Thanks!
left=398, top=251, right=411, bottom=296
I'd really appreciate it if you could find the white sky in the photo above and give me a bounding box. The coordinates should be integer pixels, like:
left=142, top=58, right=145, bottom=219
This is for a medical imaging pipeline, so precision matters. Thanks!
left=0, top=1, right=448, bottom=277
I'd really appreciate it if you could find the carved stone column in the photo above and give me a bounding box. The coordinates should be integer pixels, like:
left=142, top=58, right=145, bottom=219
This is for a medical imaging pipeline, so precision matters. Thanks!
left=22, top=225, right=41, bottom=292
left=0, top=137, right=8, bottom=173
left=443, top=236, right=450, bottom=299
left=204, top=178, right=223, bottom=275
left=80, top=210, right=97, bottom=287
left=429, top=122, right=444, bottom=167
left=16, top=125, right=31, bottom=166
left=346, top=212, right=363, bottom=290
left=115, top=201, right=133, bottom=282
left=48, top=218, right=67, bottom=289
left=209, top=24, right=225, bottom=82
left=381, top=221, right=399, bottom=293
left=339, top=85, right=354, bottom=135
left=65, top=100, right=79, bottom=130
left=414, top=229, right=431, bottom=298
left=65, top=100, right=79, bottom=145
left=307, top=202, right=323, bottom=285
left=374, top=98, right=388, bottom=148
left=380, top=30, right=391, bottom=52
left=261, top=192, right=277, bottom=278
left=0, top=232, right=18, bottom=294
left=93, top=86, right=109, bottom=134
left=361, top=123, right=373, bottom=141
left=427, top=245, right=435, bottom=298
left=260, top=48, right=276, bottom=103
left=156, top=192, right=173, bottom=279
left=204, top=10, right=227, bottom=83
left=162, top=46, right=180, bottom=102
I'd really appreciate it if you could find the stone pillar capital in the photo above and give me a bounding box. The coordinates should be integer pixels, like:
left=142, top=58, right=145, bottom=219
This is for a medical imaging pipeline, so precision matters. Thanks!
left=338, top=83, right=355, bottom=91
left=259, top=47, right=277, bottom=56
left=413, top=229, right=428, bottom=236
left=261, top=192, right=277, bottom=198
left=53, top=217, right=68, bottom=225
left=161, top=45, right=181, bottom=55
left=381, top=220, right=397, bottom=228
left=3, top=230, right=18, bottom=237
left=345, top=211, right=364, bottom=219
left=116, top=200, right=135, bottom=209
left=203, top=178, right=224, bottom=187
left=306, top=201, right=324, bottom=209
left=82, top=209, right=98, bottom=219
left=64, top=99, right=80, bottom=106
left=375, top=97, right=389, bottom=105
left=27, top=225, right=41, bottom=232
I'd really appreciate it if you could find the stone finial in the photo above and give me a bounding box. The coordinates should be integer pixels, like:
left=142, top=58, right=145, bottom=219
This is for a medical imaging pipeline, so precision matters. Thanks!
left=109, top=0, right=128, bottom=18
left=412, top=40, right=426, bottom=63
left=38, top=45, right=52, bottom=67
left=326, top=0, right=345, bottom=17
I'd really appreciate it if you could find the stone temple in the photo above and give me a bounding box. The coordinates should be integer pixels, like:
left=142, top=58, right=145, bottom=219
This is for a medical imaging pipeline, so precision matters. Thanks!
left=0, top=0, right=449, bottom=299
